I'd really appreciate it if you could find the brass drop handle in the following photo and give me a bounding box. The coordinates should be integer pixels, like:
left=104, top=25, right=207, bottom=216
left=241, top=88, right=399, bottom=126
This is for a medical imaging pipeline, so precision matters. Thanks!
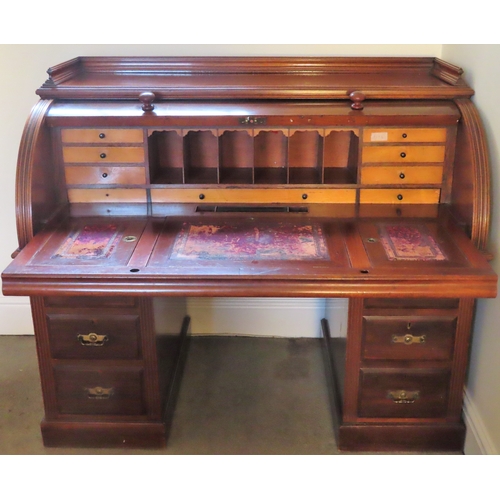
left=392, top=333, right=426, bottom=345
left=78, top=332, right=109, bottom=346
left=86, top=386, right=113, bottom=399
left=387, top=390, right=420, bottom=404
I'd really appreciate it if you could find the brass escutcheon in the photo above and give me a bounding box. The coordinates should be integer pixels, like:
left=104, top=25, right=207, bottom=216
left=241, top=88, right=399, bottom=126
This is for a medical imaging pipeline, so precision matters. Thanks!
left=392, top=333, right=426, bottom=345
left=123, top=235, right=137, bottom=242
left=387, top=390, right=420, bottom=403
left=77, top=332, right=109, bottom=346
left=86, top=386, right=113, bottom=399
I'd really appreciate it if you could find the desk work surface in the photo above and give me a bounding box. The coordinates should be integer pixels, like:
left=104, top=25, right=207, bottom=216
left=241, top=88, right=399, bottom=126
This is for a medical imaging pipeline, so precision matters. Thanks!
left=3, top=206, right=495, bottom=298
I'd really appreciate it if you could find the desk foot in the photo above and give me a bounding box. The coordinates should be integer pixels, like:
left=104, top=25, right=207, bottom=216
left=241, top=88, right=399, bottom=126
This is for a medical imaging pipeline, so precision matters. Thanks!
left=41, top=420, right=167, bottom=448
left=338, top=422, right=465, bottom=453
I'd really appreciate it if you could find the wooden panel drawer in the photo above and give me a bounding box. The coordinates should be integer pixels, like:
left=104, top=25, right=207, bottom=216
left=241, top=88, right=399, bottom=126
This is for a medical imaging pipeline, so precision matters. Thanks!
left=67, top=188, right=148, bottom=203
left=360, top=166, right=443, bottom=185
left=54, top=365, right=145, bottom=415
left=47, top=312, right=141, bottom=360
left=65, top=166, right=147, bottom=185
left=151, top=187, right=356, bottom=204
left=359, top=188, right=440, bottom=204
left=362, top=316, right=456, bottom=361
left=62, top=146, right=145, bottom=164
left=44, top=296, right=137, bottom=309
left=358, top=368, right=450, bottom=419
left=363, top=128, right=447, bottom=143
left=364, top=298, right=459, bottom=310
left=61, top=128, right=144, bottom=144
left=362, top=145, right=446, bottom=163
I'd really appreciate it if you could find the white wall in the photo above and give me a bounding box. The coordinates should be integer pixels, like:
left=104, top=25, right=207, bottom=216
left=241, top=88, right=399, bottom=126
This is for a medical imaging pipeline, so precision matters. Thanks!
left=441, top=45, right=500, bottom=455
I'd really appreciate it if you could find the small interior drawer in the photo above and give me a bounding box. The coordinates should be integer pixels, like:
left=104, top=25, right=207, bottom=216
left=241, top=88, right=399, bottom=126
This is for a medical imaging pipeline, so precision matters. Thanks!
left=360, top=166, right=443, bottom=185
left=65, top=166, right=147, bottom=185
left=358, top=368, right=450, bottom=419
left=47, top=312, right=141, bottom=359
left=53, top=365, right=145, bottom=415
left=62, top=146, right=145, bottom=164
left=362, top=145, right=446, bottom=163
left=61, top=128, right=144, bottom=144
left=363, top=128, right=447, bottom=143
left=362, top=316, right=456, bottom=360
left=359, top=188, right=440, bottom=204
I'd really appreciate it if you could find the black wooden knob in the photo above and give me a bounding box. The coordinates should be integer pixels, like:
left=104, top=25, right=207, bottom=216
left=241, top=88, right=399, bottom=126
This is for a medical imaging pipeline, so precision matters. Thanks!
left=402, top=133, right=407, bottom=138
left=400, top=152, right=406, bottom=158
left=397, top=194, right=403, bottom=200
left=100, top=153, right=106, bottom=159
left=102, top=172, right=108, bottom=178
left=199, top=193, right=205, bottom=200
left=302, top=193, right=308, bottom=200
left=99, top=133, right=105, bottom=139
left=399, top=172, right=405, bottom=179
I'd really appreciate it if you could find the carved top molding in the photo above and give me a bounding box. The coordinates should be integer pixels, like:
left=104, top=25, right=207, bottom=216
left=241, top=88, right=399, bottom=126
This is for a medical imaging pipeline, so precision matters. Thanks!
left=37, top=56, right=473, bottom=101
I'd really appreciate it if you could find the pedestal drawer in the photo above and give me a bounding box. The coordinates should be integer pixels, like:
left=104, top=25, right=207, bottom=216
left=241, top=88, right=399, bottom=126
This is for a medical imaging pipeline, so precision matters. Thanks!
left=362, top=316, right=456, bottom=361
left=47, top=313, right=141, bottom=360
left=358, top=368, right=450, bottom=419
left=54, top=365, right=145, bottom=415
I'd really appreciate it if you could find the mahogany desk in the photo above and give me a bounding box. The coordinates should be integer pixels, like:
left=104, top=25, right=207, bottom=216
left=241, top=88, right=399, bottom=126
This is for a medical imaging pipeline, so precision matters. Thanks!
left=2, top=57, right=497, bottom=452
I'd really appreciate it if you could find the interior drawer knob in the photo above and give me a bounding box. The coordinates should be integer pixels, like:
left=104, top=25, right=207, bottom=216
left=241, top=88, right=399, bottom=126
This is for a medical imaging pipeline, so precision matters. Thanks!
left=399, top=172, right=405, bottom=179
left=400, top=152, right=406, bottom=158
left=100, top=153, right=106, bottom=159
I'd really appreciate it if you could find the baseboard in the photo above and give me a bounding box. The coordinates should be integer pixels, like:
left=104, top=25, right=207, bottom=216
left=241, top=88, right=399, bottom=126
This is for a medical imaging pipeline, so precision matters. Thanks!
left=0, top=297, right=33, bottom=335
left=187, top=298, right=349, bottom=338
left=463, top=388, right=498, bottom=455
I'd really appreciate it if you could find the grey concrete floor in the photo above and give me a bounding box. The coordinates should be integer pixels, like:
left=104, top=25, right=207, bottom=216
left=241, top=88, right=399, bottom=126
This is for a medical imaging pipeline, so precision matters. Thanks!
left=0, top=335, right=338, bottom=455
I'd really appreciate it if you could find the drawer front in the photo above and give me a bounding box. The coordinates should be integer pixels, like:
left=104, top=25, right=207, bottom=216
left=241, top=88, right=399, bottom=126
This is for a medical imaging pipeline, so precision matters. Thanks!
left=65, top=166, right=147, bottom=185
left=364, top=298, right=459, bottom=310
left=359, top=188, right=440, bottom=204
left=362, top=316, right=456, bottom=360
left=151, top=187, right=356, bottom=204
left=61, top=128, right=144, bottom=144
left=67, top=188, right=148, bottom=203
left=44, top=296, right=137, bottom=309
left=47, top=313, right=141, bottom=359
left=362, top=145, right=446, bottom=163
left=54, top=366, right=145, bottom=415
left=62, top=146, right=145, bottom=164
left=363, top=128, right=447, bottom=143
left=358, top=369, right=450, bottom=419
left=360, top=166, right=443, bottom=185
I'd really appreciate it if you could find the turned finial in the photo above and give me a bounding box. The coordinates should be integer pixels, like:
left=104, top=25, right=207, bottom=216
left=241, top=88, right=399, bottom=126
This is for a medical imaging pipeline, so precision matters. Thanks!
left=139, top=91, right=156, bottom=112
left=349, top=91, right=366, bottom=110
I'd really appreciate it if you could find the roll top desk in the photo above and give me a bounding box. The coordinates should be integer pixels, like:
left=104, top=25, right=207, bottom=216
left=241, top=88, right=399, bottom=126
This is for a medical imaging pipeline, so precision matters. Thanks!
left=2, top=57, right=497, bottom=452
